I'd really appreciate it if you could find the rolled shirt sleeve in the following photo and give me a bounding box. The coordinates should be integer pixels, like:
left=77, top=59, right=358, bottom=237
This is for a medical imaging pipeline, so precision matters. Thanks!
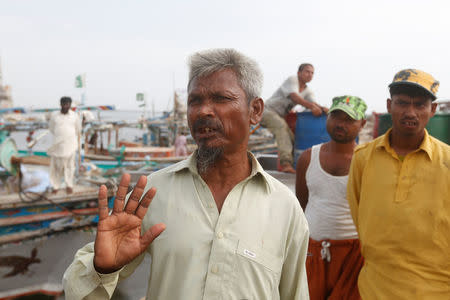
left=63, top=242, right=145, bottom=300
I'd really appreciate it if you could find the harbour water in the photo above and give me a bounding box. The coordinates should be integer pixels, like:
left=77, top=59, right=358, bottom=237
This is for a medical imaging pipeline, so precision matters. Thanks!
left=10, top=110, right=150, bottom=152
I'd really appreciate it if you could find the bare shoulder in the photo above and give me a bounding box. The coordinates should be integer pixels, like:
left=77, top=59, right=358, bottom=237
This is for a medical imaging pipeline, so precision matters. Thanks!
left=296, top=148, right=312, bottom=172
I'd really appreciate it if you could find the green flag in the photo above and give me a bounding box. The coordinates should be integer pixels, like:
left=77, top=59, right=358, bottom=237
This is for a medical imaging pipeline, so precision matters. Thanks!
left=136, top=93, right=145, bottom=101
left=75, top=74, right=86, bottom=88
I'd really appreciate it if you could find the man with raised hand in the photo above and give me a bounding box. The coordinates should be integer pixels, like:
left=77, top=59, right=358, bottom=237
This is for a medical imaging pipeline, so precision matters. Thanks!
left=63, top=48, right=310, bottom=300
left=296, top=96, right=367, bottom=300
left=347, top=69, right=450, bottom=299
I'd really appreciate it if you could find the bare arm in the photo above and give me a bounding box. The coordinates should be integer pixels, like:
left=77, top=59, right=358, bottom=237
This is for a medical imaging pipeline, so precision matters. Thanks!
left=295, top=148, right=311, bottom=211
left=288, top=93, right=323, bottom=116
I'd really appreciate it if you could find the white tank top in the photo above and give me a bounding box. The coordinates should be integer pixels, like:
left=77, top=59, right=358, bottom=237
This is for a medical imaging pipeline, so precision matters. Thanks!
left=305, top=144, right=358, bottom=240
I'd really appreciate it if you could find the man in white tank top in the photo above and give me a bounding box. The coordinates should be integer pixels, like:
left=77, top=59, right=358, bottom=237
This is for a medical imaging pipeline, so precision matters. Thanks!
left=296, top=95, right=367, bottom=300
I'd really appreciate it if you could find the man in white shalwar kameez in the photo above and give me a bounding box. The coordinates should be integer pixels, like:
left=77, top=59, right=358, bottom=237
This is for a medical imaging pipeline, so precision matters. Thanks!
left=48, top=97, right=81, bottom=193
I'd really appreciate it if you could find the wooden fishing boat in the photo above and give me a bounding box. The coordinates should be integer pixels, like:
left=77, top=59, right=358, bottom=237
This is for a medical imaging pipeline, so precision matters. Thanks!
left=0, top=135, right=117, bottom=298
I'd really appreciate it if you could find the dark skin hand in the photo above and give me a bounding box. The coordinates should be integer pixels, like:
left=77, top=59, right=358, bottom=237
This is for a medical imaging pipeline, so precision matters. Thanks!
left=93, top=174, right=166, bottom=274
left=288, top=93, right=327, bottom=116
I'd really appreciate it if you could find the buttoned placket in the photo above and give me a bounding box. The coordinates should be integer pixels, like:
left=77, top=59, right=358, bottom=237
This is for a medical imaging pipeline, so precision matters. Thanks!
left=394, top=155, right=407, bottom=203
left=394, top=150, right=423, bottom=203
left=192, top=173, right=252, bottom=299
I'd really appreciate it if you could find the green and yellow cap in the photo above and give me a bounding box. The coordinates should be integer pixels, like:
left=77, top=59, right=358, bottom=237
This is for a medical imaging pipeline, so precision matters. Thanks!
left=329, top=95, right=367, bottom=120
left=389, top=69, right=439, bottom=100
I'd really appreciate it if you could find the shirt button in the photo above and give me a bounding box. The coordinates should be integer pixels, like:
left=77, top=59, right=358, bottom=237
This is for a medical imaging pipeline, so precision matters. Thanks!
left=211, top=265, right=219, bottom=274
left=217, top=232, right=224, bottom=239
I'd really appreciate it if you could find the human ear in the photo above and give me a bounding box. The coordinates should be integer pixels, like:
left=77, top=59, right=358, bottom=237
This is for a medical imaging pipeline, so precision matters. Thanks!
left=387, top=98, right=392, bottom=113
left=249, top=97, right=264, bottom=125
left=430, top=102, right=438, bottom=117
left=360, top=119, right=367, bottom=128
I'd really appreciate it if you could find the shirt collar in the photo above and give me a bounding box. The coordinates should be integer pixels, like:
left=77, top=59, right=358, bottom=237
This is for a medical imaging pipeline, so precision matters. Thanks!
left=376, top=128, right=434, bottom=161
left=59, top=110, right=73, bottom=116
left=169, top=151, right=274, bottom=193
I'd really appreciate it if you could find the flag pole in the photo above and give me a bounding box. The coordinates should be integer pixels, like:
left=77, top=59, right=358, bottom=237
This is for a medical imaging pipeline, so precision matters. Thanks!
left=74, top=73, right=86, bottom=178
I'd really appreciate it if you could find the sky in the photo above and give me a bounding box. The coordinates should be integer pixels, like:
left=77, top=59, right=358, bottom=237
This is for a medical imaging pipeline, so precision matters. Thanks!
left=1, top=0, right=450, bottom=114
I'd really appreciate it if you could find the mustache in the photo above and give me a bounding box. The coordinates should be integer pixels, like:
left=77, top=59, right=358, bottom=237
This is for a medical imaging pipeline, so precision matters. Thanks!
left=193, top=118, right=224, bottom=133
left=333, top=126, right=347, bottom=133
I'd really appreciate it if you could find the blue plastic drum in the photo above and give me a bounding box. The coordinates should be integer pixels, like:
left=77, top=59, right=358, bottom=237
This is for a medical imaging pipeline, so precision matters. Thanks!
left=295, top=112, right=330, bottom=150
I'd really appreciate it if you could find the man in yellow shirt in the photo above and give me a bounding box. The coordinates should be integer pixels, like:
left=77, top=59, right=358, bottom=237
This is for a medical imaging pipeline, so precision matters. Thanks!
left=63, top=49, right=310, bottom=299
left=347, top=69, right=450, bottom=299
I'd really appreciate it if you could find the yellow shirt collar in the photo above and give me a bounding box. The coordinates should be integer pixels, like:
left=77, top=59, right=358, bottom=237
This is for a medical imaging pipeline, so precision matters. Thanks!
left=376, top=128, right=434, bottom=161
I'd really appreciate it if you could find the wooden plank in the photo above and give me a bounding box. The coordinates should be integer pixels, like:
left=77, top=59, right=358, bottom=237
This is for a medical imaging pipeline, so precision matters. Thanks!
left=249, top=143, right=277, bottom=152
left=84, top=153, right=186, bottom=162
left=0, top=185, right=115, bottom=209
left=124, top=146, right=174, bottom=153
left=0, top=207, right=98, bottom=226
left=15, top=155, right=50, bottom=166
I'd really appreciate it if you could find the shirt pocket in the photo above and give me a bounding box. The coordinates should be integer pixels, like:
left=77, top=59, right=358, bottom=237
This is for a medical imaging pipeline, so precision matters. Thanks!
left=230, top=240, right=283, bottom=299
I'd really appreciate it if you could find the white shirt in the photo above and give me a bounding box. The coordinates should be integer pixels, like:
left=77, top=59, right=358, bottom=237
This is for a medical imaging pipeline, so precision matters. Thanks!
left=265, top=75, right=316, bottom=117
left=48, top=110, right=81, bottom=157
left=63, top=152, right=310, bottom=300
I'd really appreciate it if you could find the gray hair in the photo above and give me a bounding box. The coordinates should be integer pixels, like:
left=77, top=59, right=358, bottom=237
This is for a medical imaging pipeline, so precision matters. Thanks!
left=187, top=48, right=263, bottom=102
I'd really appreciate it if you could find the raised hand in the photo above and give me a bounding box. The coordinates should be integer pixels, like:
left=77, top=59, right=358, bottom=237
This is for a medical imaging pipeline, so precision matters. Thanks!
left=93, top=174, right=165, bottom=274
left=311, top=105, right=323, bottom=117
left=320, top=106, right=329, bottom=114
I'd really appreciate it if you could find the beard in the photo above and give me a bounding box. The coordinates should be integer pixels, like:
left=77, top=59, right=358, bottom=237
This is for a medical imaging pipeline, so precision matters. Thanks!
left=330, top=133, right=354, bottom=144
left=192, top=117, right=225, bottom=174
left=196, top=144, right=224, bottom=174
left=329, top=127, right=356, bottom=144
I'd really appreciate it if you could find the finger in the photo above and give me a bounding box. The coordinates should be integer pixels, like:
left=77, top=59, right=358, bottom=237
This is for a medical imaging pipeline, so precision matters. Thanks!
left=113, top=173, right=131, bottom=213
left=124, top=175, right=147, bottom=214
left=98, top=185, right=109, bottom=221
left=140, top=223, right=166, bottom=249
left=135, top=187, right=157, bottom=219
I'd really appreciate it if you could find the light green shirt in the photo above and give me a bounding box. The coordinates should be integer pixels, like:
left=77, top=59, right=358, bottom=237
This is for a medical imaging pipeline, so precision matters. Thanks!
left=63, top=153, right=310, bottom=300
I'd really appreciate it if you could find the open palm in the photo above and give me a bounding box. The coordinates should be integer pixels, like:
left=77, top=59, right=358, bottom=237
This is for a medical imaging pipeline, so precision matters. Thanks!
left=93, top=174, right=165, bottom=274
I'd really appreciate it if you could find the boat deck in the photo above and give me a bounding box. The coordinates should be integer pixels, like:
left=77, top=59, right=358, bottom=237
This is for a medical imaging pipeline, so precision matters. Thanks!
left=0, top=185, right=115, bottom=245
left=0, top=184, right=110, bottom=209
left=267, top=170, right=296, bottom=193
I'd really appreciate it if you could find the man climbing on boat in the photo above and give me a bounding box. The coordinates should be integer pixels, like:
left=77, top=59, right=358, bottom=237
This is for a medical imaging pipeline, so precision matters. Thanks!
left=260, top=63, right=328, bottom=173
left=296, top=95, right=367, bottom=299
left=48, top=96, right=81, bottom=194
